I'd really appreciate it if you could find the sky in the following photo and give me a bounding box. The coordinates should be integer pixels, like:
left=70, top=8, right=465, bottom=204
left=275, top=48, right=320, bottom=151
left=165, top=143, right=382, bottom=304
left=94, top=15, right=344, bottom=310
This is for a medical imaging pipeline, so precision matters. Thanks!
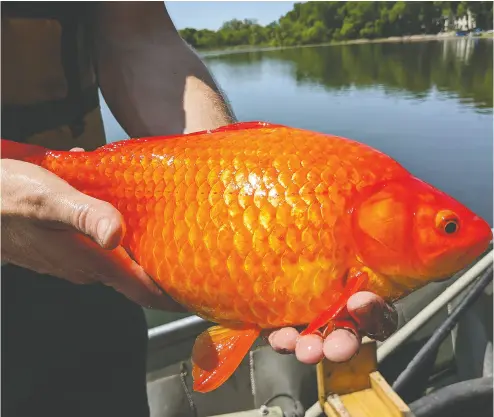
left=165, top=1, right=300, bottom=30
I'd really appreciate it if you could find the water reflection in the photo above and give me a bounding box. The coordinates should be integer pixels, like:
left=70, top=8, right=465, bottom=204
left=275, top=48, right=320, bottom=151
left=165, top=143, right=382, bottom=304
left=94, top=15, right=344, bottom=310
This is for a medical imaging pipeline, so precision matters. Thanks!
left=205, top=38, right=493, bottom=112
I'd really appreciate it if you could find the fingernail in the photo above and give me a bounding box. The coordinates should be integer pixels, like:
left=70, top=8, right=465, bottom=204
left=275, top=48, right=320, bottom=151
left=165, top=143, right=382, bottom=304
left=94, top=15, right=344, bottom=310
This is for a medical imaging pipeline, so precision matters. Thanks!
left=96, top=217, right=111, bottom=246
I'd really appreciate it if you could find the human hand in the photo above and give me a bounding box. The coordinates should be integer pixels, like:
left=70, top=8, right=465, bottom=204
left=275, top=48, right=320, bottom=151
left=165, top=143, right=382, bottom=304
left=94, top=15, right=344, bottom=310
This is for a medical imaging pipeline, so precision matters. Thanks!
left=1, top=154, right=184, bottom=311
left=266, top=292, right=398, bottom=364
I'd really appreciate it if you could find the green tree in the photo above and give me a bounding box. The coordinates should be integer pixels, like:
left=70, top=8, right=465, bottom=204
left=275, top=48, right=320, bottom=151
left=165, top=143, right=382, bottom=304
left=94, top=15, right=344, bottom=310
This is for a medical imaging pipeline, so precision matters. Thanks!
left=178, top=2, right=493, bottom=50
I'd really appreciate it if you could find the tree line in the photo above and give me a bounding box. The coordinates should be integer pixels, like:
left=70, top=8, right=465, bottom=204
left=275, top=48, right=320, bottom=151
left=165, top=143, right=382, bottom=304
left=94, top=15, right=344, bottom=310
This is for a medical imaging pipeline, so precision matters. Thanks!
left=178, top=1, right=493, bottom=50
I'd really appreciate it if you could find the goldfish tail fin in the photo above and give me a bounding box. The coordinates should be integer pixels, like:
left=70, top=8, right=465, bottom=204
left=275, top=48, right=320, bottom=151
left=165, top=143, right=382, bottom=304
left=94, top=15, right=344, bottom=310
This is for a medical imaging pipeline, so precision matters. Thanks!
left=1, top=139, right=48, bottom=161
left=192, top=324, right=260, bottom=393
left=301, top=271, right=369, bottom=336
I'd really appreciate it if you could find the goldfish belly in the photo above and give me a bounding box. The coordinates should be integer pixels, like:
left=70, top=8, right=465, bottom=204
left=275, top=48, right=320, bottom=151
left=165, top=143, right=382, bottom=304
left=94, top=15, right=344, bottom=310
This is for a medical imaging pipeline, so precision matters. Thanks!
left=127, top=214, right=351, bottom=328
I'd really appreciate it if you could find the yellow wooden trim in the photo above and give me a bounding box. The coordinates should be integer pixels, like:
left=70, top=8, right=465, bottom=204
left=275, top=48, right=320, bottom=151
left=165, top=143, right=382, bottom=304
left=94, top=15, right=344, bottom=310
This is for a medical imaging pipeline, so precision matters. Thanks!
left=317, top=338, right=414, bottom=416
left=325, top=394, right=351, bottom=417
left=369, top=372, right=413, bottom=417
left=316, top=337, right=378, bottom=398
left=317, top=355, right=328, bottom=408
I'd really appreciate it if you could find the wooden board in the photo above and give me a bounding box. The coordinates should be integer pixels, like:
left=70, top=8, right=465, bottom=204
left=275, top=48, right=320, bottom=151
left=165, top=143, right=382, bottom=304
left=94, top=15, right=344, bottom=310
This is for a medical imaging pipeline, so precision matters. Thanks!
left=317, top=338, right=414, bottom=417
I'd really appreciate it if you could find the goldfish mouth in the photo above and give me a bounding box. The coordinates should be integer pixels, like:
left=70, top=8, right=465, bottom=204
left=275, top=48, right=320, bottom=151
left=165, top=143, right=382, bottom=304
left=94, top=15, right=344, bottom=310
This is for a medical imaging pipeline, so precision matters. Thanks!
left=462, top=239, right=492, bottom=264
left=432, top=239, right=492, bottom=281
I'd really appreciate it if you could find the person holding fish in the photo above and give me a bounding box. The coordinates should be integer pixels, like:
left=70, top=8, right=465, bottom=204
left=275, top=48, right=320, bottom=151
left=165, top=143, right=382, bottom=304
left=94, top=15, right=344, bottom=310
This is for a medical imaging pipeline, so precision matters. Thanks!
left=0, top=2, right=435, bottom=416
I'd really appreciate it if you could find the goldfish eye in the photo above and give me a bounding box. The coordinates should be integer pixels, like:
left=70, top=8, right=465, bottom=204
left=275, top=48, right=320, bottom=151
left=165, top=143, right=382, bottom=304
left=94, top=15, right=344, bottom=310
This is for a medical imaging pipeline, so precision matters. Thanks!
left=444, top=220, right=459, bottom=234
left=436, top=210, right=460, bottom=236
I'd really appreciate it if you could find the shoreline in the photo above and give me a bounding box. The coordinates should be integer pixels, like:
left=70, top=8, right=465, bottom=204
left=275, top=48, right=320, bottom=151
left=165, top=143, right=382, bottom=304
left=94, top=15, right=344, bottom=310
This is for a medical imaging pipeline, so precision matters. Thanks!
left=199, top=32, right=492, bottom=57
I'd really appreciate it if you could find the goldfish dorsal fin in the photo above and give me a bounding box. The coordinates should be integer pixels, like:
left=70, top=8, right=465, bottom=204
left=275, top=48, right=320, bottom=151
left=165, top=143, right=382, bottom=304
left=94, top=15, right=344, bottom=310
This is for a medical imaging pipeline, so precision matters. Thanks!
left=192, top=324, right=260, bottom=393
left=92, top=121, right=286, bottom=152
left=208, top=121, right=285, bottom=134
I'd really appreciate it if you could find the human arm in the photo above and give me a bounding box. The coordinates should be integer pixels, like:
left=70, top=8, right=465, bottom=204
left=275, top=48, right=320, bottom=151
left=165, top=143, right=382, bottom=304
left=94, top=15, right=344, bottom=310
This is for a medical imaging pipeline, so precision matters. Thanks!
left=90, top=1, right=236, bottom=137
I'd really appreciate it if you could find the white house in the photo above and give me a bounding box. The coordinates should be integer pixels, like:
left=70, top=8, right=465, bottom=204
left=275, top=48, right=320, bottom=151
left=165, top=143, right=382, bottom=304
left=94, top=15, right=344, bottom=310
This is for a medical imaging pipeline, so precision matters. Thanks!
left=443, top=9, right=477, bottom=31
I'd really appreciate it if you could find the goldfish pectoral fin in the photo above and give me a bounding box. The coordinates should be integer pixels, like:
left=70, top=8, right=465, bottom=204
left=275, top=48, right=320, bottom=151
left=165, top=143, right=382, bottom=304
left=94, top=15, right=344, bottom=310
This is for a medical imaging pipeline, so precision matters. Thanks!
left=323, top=317, right=359, bottom=338
left=300, top=271, right=369, bottom=336
left=191, top=324, right=261, bottom=393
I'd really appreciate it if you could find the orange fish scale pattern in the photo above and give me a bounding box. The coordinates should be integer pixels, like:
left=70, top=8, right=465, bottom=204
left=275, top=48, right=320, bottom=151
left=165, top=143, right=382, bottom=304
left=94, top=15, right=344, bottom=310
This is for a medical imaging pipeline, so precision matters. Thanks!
left=40, top=127, right=407, bottom=328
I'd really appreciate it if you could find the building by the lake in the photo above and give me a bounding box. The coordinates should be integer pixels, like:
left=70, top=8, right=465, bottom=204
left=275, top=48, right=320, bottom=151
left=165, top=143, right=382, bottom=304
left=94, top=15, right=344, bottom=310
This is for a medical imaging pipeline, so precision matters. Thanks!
left=443, top=10, right=477, bottom=32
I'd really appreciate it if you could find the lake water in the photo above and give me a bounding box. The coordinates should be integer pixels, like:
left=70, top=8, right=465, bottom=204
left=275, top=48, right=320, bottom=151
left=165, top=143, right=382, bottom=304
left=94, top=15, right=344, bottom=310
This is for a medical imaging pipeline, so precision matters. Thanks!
left=99, top=38, right=493, bottom=328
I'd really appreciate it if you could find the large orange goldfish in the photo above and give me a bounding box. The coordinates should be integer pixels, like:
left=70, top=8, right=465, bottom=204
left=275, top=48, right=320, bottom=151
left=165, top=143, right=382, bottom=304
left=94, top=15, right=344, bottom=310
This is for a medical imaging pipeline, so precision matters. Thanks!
left=2, top=122, right=492, bottom=393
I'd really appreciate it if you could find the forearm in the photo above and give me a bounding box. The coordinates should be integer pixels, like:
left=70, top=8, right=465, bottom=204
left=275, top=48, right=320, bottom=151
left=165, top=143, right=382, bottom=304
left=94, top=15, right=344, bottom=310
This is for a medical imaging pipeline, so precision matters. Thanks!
left=91, top=2, right=236, bottom=137
left=180, top=51, right=237, bottom=134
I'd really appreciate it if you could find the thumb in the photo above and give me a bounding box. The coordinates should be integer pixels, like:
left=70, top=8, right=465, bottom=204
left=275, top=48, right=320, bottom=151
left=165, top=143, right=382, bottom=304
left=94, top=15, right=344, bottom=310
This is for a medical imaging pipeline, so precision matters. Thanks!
left=50, top=187, right=125, bottom=250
